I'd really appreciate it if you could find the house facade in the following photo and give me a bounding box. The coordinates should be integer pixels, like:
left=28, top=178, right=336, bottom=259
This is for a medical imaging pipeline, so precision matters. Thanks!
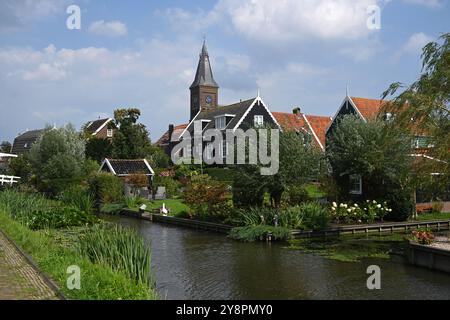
left=84, top=118, right=116, bottom=140
left=157, top=41, right=281, bottom=162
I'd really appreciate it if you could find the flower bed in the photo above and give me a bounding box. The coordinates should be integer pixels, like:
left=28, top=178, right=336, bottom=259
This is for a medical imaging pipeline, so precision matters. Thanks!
left=330, top=200, right=392, bottom=224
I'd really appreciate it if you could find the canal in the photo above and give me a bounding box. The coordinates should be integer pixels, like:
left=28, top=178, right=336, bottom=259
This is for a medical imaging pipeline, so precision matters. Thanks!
left=109, top=216, right=450, bottom=300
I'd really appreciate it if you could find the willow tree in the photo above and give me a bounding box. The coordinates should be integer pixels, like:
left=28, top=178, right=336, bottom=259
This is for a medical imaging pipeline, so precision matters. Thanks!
left=382, top=33, right=450, bottom=195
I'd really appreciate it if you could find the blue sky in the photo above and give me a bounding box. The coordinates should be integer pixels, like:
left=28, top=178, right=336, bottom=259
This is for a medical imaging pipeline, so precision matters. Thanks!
left=0, top=0, right=449, bottom=143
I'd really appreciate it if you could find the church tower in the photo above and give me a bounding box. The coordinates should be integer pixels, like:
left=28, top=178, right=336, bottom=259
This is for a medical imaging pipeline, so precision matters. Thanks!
left=190, top=40, right=219, bottom=120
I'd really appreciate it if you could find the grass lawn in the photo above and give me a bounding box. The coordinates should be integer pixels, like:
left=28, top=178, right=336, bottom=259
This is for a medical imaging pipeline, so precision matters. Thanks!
left=144, top=199, right=189, bottom=217
left=305, top=184, right=327, bottom=199
left=410, top=212, right=450, bottom=221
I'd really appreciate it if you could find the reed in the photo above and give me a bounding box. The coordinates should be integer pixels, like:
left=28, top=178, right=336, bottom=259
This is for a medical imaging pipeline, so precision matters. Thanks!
left=78, top=224, right=153, bottom=286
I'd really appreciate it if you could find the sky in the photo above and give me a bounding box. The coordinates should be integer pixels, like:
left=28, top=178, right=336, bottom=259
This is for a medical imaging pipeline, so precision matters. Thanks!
left=0, top=0, right=449, bottom=143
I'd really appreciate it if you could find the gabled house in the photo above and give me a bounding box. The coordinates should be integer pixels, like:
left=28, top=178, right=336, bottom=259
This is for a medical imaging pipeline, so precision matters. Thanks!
left=157, top=41, right=280, bottom=161
left=84, top=118, right=115, bottom=140
left=11, top=129, right=45, bottom=155
left=99, top=158, right=155, bottom=198
left=325, top=96, right=389, bottom=147
left=273, top=108, right=332, bottom=152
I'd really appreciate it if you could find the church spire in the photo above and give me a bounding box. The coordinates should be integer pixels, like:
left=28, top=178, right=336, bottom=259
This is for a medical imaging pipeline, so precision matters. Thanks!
left=190, top=40, right=219, bottom=89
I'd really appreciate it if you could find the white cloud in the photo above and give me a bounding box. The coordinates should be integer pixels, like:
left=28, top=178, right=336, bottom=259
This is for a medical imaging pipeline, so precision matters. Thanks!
left=88, top=20, right=128, bottom=37
left=392, top=32, right=434, bottom=61
left=402, top=32, right=434, bottom=53
left=0, top=0, right=68, bottom=32
left=165, top=0, right=383, bottom=43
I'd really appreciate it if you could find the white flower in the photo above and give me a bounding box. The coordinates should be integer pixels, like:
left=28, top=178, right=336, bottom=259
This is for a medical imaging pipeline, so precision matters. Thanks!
left=343, top=204, right=348, bottom=208
left=373, top=200, right=377, bottom=204
left=377, top=204, right=381, bottom=208
left=354, top=204, right=359, bottom=207
left=366, top=200, right=370, bottom=203
left=340, top=203, right=344, bottom=208
left=333, top=202, right=337, bottom=208
left=347, top=209, right=351, bottom=213
left=331, top=207, right=336, bottom=211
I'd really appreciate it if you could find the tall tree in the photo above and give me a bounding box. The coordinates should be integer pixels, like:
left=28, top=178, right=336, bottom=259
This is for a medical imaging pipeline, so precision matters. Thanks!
left=382, top=33, right=450, bottom=186
left=326, top=115, right=414, bottom=221
left=111, top=108, right=152, bottom=159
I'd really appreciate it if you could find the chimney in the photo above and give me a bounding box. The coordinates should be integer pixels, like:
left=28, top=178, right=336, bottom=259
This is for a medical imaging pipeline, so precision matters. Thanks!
left=292, top=107, right=301, bottom=115
left=168, top=124, right=174, bottom=142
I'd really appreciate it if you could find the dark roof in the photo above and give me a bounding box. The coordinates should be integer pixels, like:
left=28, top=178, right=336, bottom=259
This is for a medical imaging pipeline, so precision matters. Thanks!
left=102, top=159, right=154, bottom=176
left=85, top=118, right=112, bottom=135
left=190, top=41, right=219, bottom=89
left=11, top=129, right=45, bottom=155
left=156, top=123, right=188, bottom=146
left=184, top=97, right=256, bottom=136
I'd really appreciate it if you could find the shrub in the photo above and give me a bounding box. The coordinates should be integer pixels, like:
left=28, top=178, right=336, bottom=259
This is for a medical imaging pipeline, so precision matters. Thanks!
left=78, top=224, right=152, bottom=285
left=229, top=225, right=291, bottom=242
left=384, top=189, right=415, bottom=222
left=298, top=202, right=329, bottom=231
left=59, top=185, right=95, bottom=214
left=284, top=185, right=311, bottom=206
left=153, top=175, right=181, bottom=198
left=183, top=175, right=229, bottom=219
left=230, top=207, right=277, bottom=227
left=25, top=206, right=98, bottom=230
left=88, top=172, right=124, bottom=205
left=279, top=206, right=304, bottom=229
left=0, top=190, right=97, bottom=230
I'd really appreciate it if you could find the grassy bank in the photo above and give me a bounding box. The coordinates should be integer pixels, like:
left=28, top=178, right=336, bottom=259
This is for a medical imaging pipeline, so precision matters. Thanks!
left=0, top=211, right=158, bottom=300
left=0, top=190, right=158, bottom=300
left=411, top=212, right=450, bottom=221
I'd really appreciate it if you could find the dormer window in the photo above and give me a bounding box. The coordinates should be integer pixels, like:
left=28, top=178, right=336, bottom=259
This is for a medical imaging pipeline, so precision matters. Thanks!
left=215, top=116, right=226, bottom=129
left=254, top=115, right=264, bottom=127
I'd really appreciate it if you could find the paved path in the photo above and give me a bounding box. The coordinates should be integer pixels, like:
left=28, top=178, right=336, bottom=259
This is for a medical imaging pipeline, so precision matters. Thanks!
left=0, top=231, right=59, bottom=300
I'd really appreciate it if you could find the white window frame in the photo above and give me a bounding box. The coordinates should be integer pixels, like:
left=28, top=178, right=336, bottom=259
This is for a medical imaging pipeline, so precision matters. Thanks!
left=215, top=116, right=226, bottom=130
left=107, top=128, right=113, bottom=138
left=349, top=174, right=362, bottom=195
left=254, top=115, right=264, bottom=127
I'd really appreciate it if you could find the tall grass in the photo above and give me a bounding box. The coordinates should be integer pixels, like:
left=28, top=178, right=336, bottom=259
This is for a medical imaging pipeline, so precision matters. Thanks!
left=59, top=185, right=95, bottom=214
left=0, top=190, right=97, bottom=230
left=78, top=224, right=153, bottom=286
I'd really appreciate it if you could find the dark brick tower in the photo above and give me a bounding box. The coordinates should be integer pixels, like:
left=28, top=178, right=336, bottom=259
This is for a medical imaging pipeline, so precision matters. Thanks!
left=190, top=40, right=219, bottom=120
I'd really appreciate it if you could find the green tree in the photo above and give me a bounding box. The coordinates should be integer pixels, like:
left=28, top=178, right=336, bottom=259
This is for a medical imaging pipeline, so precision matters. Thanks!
left=0, top=141, right=11, bottom=153
left=85, top=137, right=112, bottom=163
left=111, top=108, right=152, bottom=159
left=27, top=125, right=87, bottom=195
left=233, top=129, right=326, bottom=208
left=326, top=115, right=414, bottom=221
left=382, top=33, right=450, bottom=187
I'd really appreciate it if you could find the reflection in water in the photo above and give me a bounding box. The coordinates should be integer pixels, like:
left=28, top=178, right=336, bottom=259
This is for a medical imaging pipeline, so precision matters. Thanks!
left=106, top=216, right=450, bottom=300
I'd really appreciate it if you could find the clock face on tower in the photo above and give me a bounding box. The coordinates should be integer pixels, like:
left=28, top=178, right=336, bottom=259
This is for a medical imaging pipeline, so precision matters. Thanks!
left=205, top=95, right=212, bottom=104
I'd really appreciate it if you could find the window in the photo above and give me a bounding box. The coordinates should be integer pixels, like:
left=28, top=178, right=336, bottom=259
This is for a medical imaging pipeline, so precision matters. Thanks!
left=349, top=174, right=362, bottom=195
left=183, top=143, right=192, bottom=158
left=107, top=129, right=113, bottom=138
left=215, top=116, right=226, bottom=129
left=254, top=115, right=264, bottom=127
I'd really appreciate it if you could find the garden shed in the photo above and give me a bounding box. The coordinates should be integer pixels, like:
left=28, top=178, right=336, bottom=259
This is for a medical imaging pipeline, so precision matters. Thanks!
left=99, top=158, right=155, bottom=198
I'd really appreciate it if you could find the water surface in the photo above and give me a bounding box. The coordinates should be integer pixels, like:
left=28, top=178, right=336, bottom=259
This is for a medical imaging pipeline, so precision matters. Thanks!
left=108, top=216, right=450, bottom=300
